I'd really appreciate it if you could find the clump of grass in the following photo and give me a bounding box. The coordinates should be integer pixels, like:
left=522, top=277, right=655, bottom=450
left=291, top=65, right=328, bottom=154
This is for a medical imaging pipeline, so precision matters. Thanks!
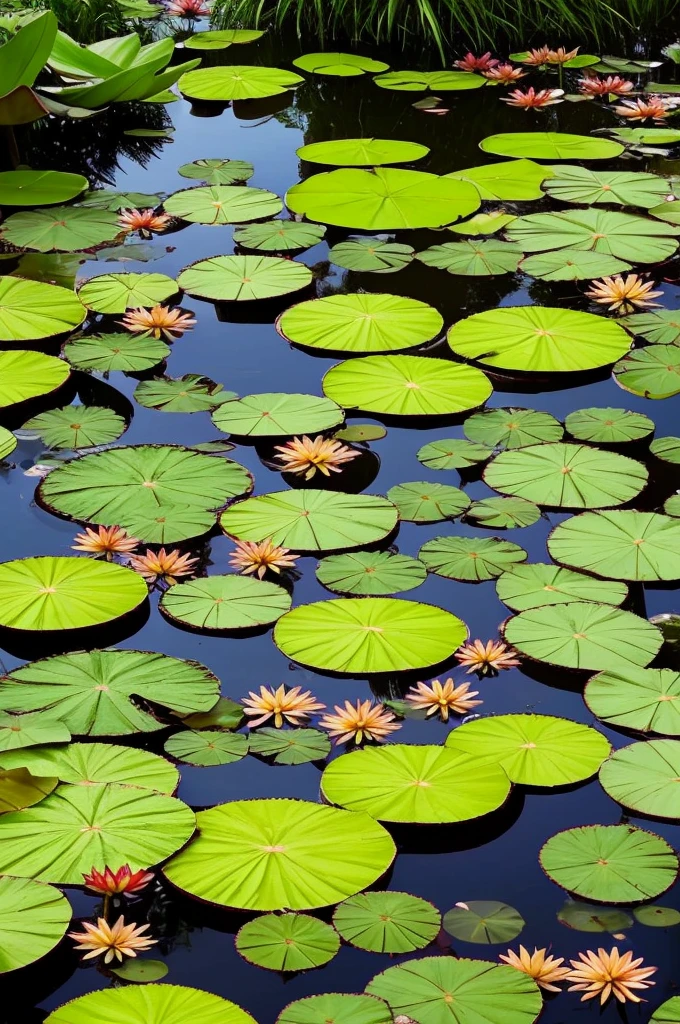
left=47, top=0, right=128, bottom=41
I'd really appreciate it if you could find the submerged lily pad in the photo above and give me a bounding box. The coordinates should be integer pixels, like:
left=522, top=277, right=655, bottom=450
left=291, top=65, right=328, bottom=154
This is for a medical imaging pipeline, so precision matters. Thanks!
left=248, top=728, right=331, bottom=765
left=496, top=563, right=628, bottom=612
left=163, top=798, right=395, bottom=910
left=585, top=667, right=680, bottom=736
left=160, top=575, right=292, bottom=632
left=329, top=237, right=415, bottom=273
left=599, top=740, right=680, bottom=819
left=0, top=350, right=70, bottom=409
left=179, top=65, right=304, bottom=101
left=23, top=406, right=127, bottom=449
left=464, top=408, right=564, bottom=449
left=0, top=206, right=120, bottom=253
left=635, top=906, right=680, bottom=927
left=447, top=160, right=550, bottom=201
left=416, top=239, right=522, bottom=276
left=321, top=744, right=510, bottom=823
left=178, top=158, right=254, bottom=184
left=442, top=902, right=525, bottom=944
left=293, top=52, right=388, bottom=75
left=0, top=875, right=71, bottom=973
left=44, top=985, right=257, bottom=1024
left=417, top=438, right=491, bottom=470
left=0, top=277, right=86, bottom=342
left=297, top=138, right=429, bottom=166
left=274, top=597, right=467, bottom=674
left=164, top=185, right=282, bottom=225
left=543, top=166, right=670, bottom=207
left=63, top=332, right=170, bottom=373
left=387, top=481, right=470, bottom=523
left=334, top=892, right=440, bottom=953
left=557, top=901, right=633, bottom=933
left=178, top=255, right=313, bottom=302
left=547, top=510, right=680, bottom=581
left=134, top=375, right=236, bottom=414
left=466, top=497, right=541, bottom=529
left=234, top=220, right=326, bottom=252
left=316, top=550, right=427, bottom=596
left=619, top=310, right=680, bottom=345
left=479, top=132, right=625, bottom=160
left=212, top=392, right=343, bottom=437
left=164, top=729, right=248, bottom=766
left=565, top=406, right=654, bottom=444
left=77, top=272, right=177, bottom=314
left=0, top=741, right=178, bottom=793
left=236, top=912, right=340, bottom=971
left=420, top=536, right=527, bottom=582
left=614, top=344, right=680, bottom=399
left=506, top=209, right=680, bottom=263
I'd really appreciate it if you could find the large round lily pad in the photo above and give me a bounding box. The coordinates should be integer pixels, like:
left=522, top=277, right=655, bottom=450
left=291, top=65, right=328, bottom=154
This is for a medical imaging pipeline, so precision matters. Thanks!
left=539, top=824, right=678, bottom=903
left=277, top=994, right=392, bottom=1024
left=547, top=510, right=680, bottom=581
left=0, top=875, right=71, bottom=973
left=44, top=985, right=258, bottom=1024
left=159, top=575, right=292, bottom=632
left=323, top=354, right=492, bottom=416
left=333, top=891, right=440, bottom=953
left=479, top=132, right=625, bottom=160
left=213, top=392, right=344, bottom=437
left=277, top=293, right=443, bottom=354
left=316, top=550, right=427, bottom=596
left=613, top=344, right=680, bottom=400
left=0, top=557, right=147, bottom=631
left=0, top=350, right=70, bottom=409
left=164, top=185, right=282, bottom=225
left=496, top=563, right=628, bottom=612
left=599, top=740, right=680, bottom=819
left=0, top=277, right=86, bottom=341
left=543, top=166, right=671, bottom=207
left=505, top=209, right=680, bottom=263
left=63, top=332, right=170, bottom=373
left=445, top=714, right=610, bottom=786
left=321, top=744, right=510, bottom=823
left=464, top=408, right=564, bottom=449
left=0, top=741, right=178, bottom=794
left=220, top=490, right=398, bottom=552
left=387, top=482, right=470, bottom=523
left=419, top=536, right=527, bottom=582
left=236, top=913, right=340, bottom=971
left=179, top=65, right=304, bottom=101
left=286, top=168, right=480, bottom=230
left=163, top=798, right=396, bottom=910
left=503, top=602, right=662, bottom=671
left=297, top=138, right=429, bottom=166
left=565, top=406, right=654, bottom=444
left=447, top=306, right=631, bottom=373
left=178, top=255, right=313, bottom=302
left=0, top=206, right=120, bottom=253
left=274, top=597, right=467, bottom=674
left=0, top=782, right=195, bottom=883
left=585, top=667, right=680, bottom=735
left=77, top=272, right=177, bottom=314
left=442, top=902, right=524, bottom=944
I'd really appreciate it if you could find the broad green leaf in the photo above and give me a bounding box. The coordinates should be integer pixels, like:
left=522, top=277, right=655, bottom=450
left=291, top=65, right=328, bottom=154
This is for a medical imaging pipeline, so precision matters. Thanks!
left=316, top=550, right=427, bottom=596
left=614, top=344, right=680, bottom=399
left=547, top=510, right=680, bottom=581
left=0, top=767, right=56, bottom=812
left=543, top=166, right=670, bottom=207
left=44, top=987, right=257, bottom=1024
left=297, top=138, right=429, bottom=166
left=234, top=220, right=325, bottom=252
left=78, top=188, right=161, bottom=210
left=540, top=824, right=678, bottom=902
left=503, top=601, right=663, bottom=670
left=179, top=696, right=243, bottom=731
left=651, top=436, right=680, bottom=464
left=178, top=255, right=313, bottom=302
left=666, top=494, right=680, bottom=516
left=585, top=667, right=680, bottom=736
left=159, top=575, right=291, bottom=631
left=465, top=408, right=563, bottom=449
left=447, top=159, right=551, bottom=201
left=479, top=132, right=624, bottom=160
left=375, top=70, right=486, bottom=91
left=212, top=392, right=343, bottom=437
left=0, top=350, right=69, bottom=409
left=416, top=239, right=522, bottom=276
left=419, top=536, right=527, bottom=582
left=604, top=127, right=680, bottom=144
left=0, top=169, right=87, bottom=206
left=184, top=29, right=265, bottom=48
left=23, top=405, right=127, bottom=449
left=620, top=310, right=680, bottom=345
left=0, top=11, right=57, bottom=94
left=78, top=272, right=177, bottom=313
left=496, top=563, right=627, bottom=612
left=565, top=406, right=654, bottom=443
left=652, top=998, right=680, bottom=1023
left=321, top=744, right=510, bottom=823
left=293, top=52, right=388, bottom=75
left=47, top=30, right=132, bottom=78
left=0, top=206, right=120, bottom=252
left=179, top=65, right=304, bottom=101
left=557, top=901, right=633, bottom=933
left=178, top=158, right=254, bottom=184
left=505, top=209, right=680, bottom=262
left=248, top=727, right=330, bottom=765
left=0, top=875, right=71, bottom=973
left=417, top=438, right=491, bottom=470
left=387, top=481, right=470, bottom=522
left=109, top=960, right=168, bottom=982
left=0, top=740, right=177, bottom=793
left=236, top=913, right=339, bottom=971
left=0, top=711, right=70, bottom=752
left=0, top=277, right=86, bottom=341
left=63, top=332, right=169, bottom=372
left=599, top=739, right=680, bottom=818
left=279, top=996, right=391, bottom=1024
left=334, top=892, right=440, bottom=953
left=448, top=210, right=517, bottom=235
left=443, top=902, right=524, bottom=944
left=520, top=249, right=631, bottom=280
left=0, top=427, right=16, bottom=461
left=466, top=497, right=541, bottom=529
left=335, top=425, right=387, bottom=441
left=164, top=798, right=395, bottom=910
left=635, top=906, right=680, bottom=927
left=164, top=729, right=248, bottom=766
left=0, top=84, right=49, bottom=126
left=164, top=185, right=281, bottom=225
left=274, top=598, right=467, bottom=674
left=329, top=237, right=415, bottom=273
left=134, top=375, right=236, bottom=414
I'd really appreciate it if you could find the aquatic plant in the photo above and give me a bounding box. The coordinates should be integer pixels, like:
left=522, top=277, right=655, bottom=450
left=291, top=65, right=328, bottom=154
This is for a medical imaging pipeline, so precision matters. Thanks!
left=614, top=97, right=674, bottom=121
left=118, top=305, right=197, bottom=339
left=454, top=639, right=521, bottom=676
left=68, top=914, right=156, bottom=963
left=405, top=678, right=483, bottom=719
left=499, top=946, right=571, bottom=991
left=129, top=547, right=200, bottom=585
left=72, top=525, right=140, bottom=560
left=118, top=208, right=171, bottom=237
left=454, top=52, right=498, bottom=71
left=319, top=699, right=401, bottom=745
left=501, top=87, right=564, bottom=108
left=166, top=0, right=210, bottom=14
left=274, top=435, right=360, bottom=480
left=82, top=865, right=154, bottom=896
left=578, top=74, right=634, bottom=95
left=229, top=538, right=299, bottom=579
left=241, top=684, right=325, bottom=728
left=483, top=64, right=526, bottom=83
left=585, top=273, right=663, bottom=312
left=567, top=947, right=657, bottom=1004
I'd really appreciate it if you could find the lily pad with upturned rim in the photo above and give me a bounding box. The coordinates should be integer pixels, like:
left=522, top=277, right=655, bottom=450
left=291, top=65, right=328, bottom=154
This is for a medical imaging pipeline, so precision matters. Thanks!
left=278, top=994, right=392, bottom=1024
left=293, top=52, right=388, bottom=75
left=0, top=206, right=120, bottom=253
left=565, top=407, right=654, bottom=444
left=416, top=240, right=522, bottom=276
left=0, top=741, right=178, bottom=793
left=44, top=984, right=259, bottom=1024
left=0, top=875, right=71, bottom=974
left=651, top=436, right=680, bottom=465
left=62, top=332, right=170, bottom=373
left=212, top=393, right=343, bottom=438
left=619, top=310, right=680, bottom=345
left=547, top=510, right=680, bottom=581
left=274, top=598, right=467, bottom=675
left=417, top=438, right=491, bottom=470
left=614, top=344, right=680, bottom=399
left=520, top=249, right=632, bottom=282
left=505, top=209, right=680, bottom=263
left=479, top=132, right=625, bottom=160
left=419, top=536, right=527, bottom=582
left=0, top=351, right=70, bottom=410
left=0, top=277, right=86, bottom=342
left=333, top=891, right=441, bottom=953
left=466, top=497, right=541, bottom=529
left=22, top=406, right=127, bottom=450
left=134, top=375, right=237, bottom=414
left=464, top=408, right=564, bottom=449
left=179, top=696, right=243, bottom=731
left=178, top=255, right=313, bottom=302
left=328, top=237, right=415, bottom=273
left=446, top=160, right=551, bottom=201
left=177, top=158, right=255, bottom=184
left=248, top=728, right=331, bottom=765
left=543, top=166, right=671, bottom=207
left=316, top=550, right=427, bottom=596
left=164, top=729, right=248, bottom=766
left=234, top=220, right=326, bottom=252
left=585, top=667, right=680, bottom=736
left=297, top=138, right=429, bottom=166
left=496, top=563, right=628, bottom=612
left=77, top=272, right=177, bottom=314
left=599, top=739, right=680, bottom=819
left=236, top=913, right=340, bottom=971
left=387, top=482, right=470, bottom=523
left=442, top=902, right=525, bottom=945
left=164, top=185, right=282, bottom=225
left=179, top=65, right=305, bottom=101
left=160, top=575, right=292, bottom=632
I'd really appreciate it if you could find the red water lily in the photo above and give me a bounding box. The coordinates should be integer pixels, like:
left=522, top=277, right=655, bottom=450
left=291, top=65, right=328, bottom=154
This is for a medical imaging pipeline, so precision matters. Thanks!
left=578, top=75, right=635, bottom=96
left=501, top=87, right=564, bottom=108
left=483, top=63, right=527, bottom=84
left=83, top=865, right=154, bottom=896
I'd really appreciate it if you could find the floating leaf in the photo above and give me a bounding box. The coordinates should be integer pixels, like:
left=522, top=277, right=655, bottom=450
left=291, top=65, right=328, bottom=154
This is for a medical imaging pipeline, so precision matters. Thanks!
left=539, top=824, right=678, bottom=903
left=464, top=408, right=564, bottom=449
left=565, top=406, right=654, bottom=444
left=212, top=392, right=343, bottom=437
left=0, top=875, right=71, bottom=973
left=179, top=696, right=243, bottom=731
left=0, top=767, right=56, bottom=812
left=274, top=597, right=467, bottom=674
left=557, top=901, right=633, bottom=933
left=79, top=190, right=161, bottom=211
left=23, top=405, right=126, bottom=449
left=448, top=210, right=518, bottom=236
left=177, top=158, right=254, bottom=184
left=374, top=70, right=486, bottom=91
left=387, top=482, right=470, bottom=523
left=443, top=902, right=525, bottom=944
left=547, top=510, right=680, bottom=581
left=179, top=65, right=304, bottom=101
left=328, top=237, right=415, bottom=273
left=178, top=255, right=313, bottom=302
left=650, top=436, right=680, bottom=464
left=77, top=272, right=177, bottom=313
left=506, top=209, right=680, bottom=263
left=420, top=536, right=527, bottom=582
left=652, top=998, right=680, bottom=1023
left=277, top=293, right=443, bottom=354
left=44, top=984, right=257, bottom=1024
left=0, top=206, right=120, bottom=253
left=417, top=438, right=491, bottom=470
left=599, top=740, right=680, bottom=819
left=0, top=711, right=69, bottom=752
left=248, top=728, right=330, bottom=765
left=164, top=729, right=248, bottom=766
left=0, top=277, right=86, bottom=341
left=159, top=575, right=291, bottom=631
left=0, top=741, right=178, bottom=793
left=0, top=427, right=17, bottom=461
left=496, top=563, right=628, bottom=612
left=634, top=906, right=680, bottom=927
left=446, top=160, right=551, bottom=201
left=316, top=550, right=427, bottom=596
left=163, top=798, right=395, bottom=910
left=466, top=497, right=541, bottom=529
left=297, top=138, right=429, bottom=166
left=416, top=239, right=522, bottom=276
left=0, top=169, right=87, bottom=206
left=109, top=959, right=168, bottom=982
left=134, top=375, right=236, bottom=414
left=321, top=744, right=510, bottom=823
left=63, top=332, right=170, bottom=372
left=184, top=29, right=265, bottom=48
left=335, top=424, right=386, bottom=442
left=0, top=350, right=70, bottom=409
left=620, top=310, right=680, bottom=345
left=234, top=220, right=326, bottom=252
left=334, top=892, right=440, bottom=953
left=520, top=249, right=631, bottom=281
left=479, top=132, right=624, bottom=160
left=503, top=602, right=662, bottom=671
left=236, top=912, right=339, bottom=971
left=543, top=166, right=670, bottom=207
left=293, top=52, right=388, bottom=76
left=278, top=994, right=392, bottom=1024
left=164, top=185, right=282, bottom=225
left=585, top=667, right=680, bottom=736
left=605, top=127, right=680, bottom=145
left=614, top=344, right=680, bottom=399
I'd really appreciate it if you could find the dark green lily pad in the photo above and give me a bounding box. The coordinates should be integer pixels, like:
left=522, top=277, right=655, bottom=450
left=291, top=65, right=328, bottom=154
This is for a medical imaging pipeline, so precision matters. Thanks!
left=78, top=190, right=161, bottom=211
left=316, top=550, right=427, bottom=595
left=334, top=892, right=440, bottom=953
left=134, top=375, right=237, bottom=413
left=443, top=901, right=524, bottom=944
left=619, top=310, right=680, bottom=345
left=109, top=959, right=168, bottom=982
left=419, top=535, right=527, bottom=582
left=565, top=407, right=654, bottom=444
left=0, top=206, right=120, bottom=253
left=387, top=482, right=470, bottom=523
left=179, top=696, right=243, bottom=731
left=248, top=728, right=331, bottom=765
left=464, top=408, right=564, bottom=449
left=164, top=729, right=249, bottom=766
left=375, top=70, right=486, bottom=91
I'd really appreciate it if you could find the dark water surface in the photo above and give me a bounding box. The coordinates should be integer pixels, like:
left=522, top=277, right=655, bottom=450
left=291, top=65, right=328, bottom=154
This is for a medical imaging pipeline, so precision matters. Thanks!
left=2, top=32, right=680, bottom=1022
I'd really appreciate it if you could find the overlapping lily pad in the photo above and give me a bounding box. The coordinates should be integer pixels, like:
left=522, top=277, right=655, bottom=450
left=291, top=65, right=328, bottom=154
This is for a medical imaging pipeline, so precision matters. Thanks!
left=0, top=170, right=87, bottom=206
left=0, top=741, right=178, bottom=793
left=620, top=310, right=680, bottom=345
left=316, top=550, right=427, bottom=595
left=79, top=189, right=161, bottom=211
left=387, top=482, right=470, bottom=523
left=547, top=510, right=680, bottom=581
left=442, top=902, right=525, bottom=944
left=565, top=406, right=654, bottom=444
left=520, top=249, right=631, bottom=281
left=297, top=138, right=429, bottom=166
left=134, top=375, right=236, bottom=414
left=599, top=740, right=680, bottom=818
left=506, top=209, right=680, bottom=262
left=0, top=277, right=86, bottom=341
left=44, top=987, right=258, bottom=1024
left=179, top=65, right=304, bottom=101
left=447, top=160, right=550, bottom=201
left=496, top=563, right=628, bottom=611
left=77, top=272, right=177, bottom=313
left=178, top=255, right=313, bottom=302
left=164, top=729, right=249, bottom=766
left=278, top=994, right=392, bottom=1024
left=466, top=497, right=541, bottom=529
left=0, top=428, right=17, bottom=462
left=417, top=438, right=491, bottom=470
left=0, top=206, right=120, bottom=252
left=0, top=351, right=70, bottom=410
left=329, top=237, right=415, bottom=273
left=479, top=132, right=625, bottom=160
left=0, top=875, right=71, bottom=973
left=236, top=912, right=339, bottom=971
left=184, top=29, right=265, bottom=48
left=234, top=220, right=326, bottom=252
left=420, top=536, right=527, bottom=582
left=543, top=166, right=670, bottom=207
left=0, top=768, right=56, bottom=813
left=159, top=575, right=292, bottom=632
left=449, top=210, right=518, bottom=236
left=63, top=332, right=170, bottom=372
left=333, top=892, right=440, bottom=953
left=248, top=728, right=331, bottom=765
left=416, top=240, right=522, bottom=276
left=613, top=344, right=680, bottom=399
left=212, top=392, right=343, bottom=437
left=23, top=406, right=127, bottom=449
left=0, top=711, right=69, bottom=752
left=464, top=408, right=564, bottom=449
left=178, top=158, right=254, bottom=184
left=586, top=668, right=680, bottom=736
left=164, top=185, right=282, bottom=225
left=651, top=437, right=680, bottom=464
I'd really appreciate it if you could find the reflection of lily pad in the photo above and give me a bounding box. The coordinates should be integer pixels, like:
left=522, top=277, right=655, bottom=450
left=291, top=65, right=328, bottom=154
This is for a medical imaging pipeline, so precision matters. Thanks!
left=248, top=728, right=330, bottom=765
left=0, top=206, right=120, bottom=253
left=279, top=994, right=392, bottom=1024
left=78, top=272, right=177, bottom=313
left=466, top=497, right=541, bottom=529
left=420, top=536, right=527, bottom=582
left=316, top=550, right=427, bottom=596
left=0, top=350, right=70, bottom=409
left=543, top=166, right=670, bottom=207
left=236, top=912, right=339, bottom=971
left=417, top=438, right=491, bottom=470
left=416, top=240, right=522, bottom=276
left=0, top=741, right=178, bottom=793
left=178, top=255, right=313, bottom=302
left=179, top=65, right=304, bottom=101
left=506, top=209, right=680, bottom=263
left=614, top=345, right=680, bottom=399
left=164, top=729, right=248, bottom=766
left=557, top=901, right=633, bottom=933
left=179, top=696, right=243, bottom=731
left=334, top=891, right=440, bottom=953
left=0, top=277, right=86, bottom=341
left=496, top=563, right=628, bottom=612
left=234, top=220, right=326, bottom=252
left=164, top=185, right=282, bottom=225
left=0, top=875, right=71, bottom=973
left=298, top=138, right=429, bottom=166
left=212, top=392, right=343, bottom=437
left=599, top=740, right=680, bottom=819
left=443, top=901, right=524, bottom=944
left=547, top=510, right=680, bottom=581
left=63, top=332, right=170, bottom=372
left=23, top=406, right=127, bottom=449
left=328, top=237, right=415, bottom=273
left=387, top=481, right=470, bottom=523
left=134, top=375, right=237, bottom=414
left=447, top=160, right=550, bottom=201
left=565, top=406, right=654, bottom=444
left=45, top=984, right=258, bottom=1024
left=464, top=408, right=563, bottom=449
left=479, top=132, right=624, bottom=160
left=159, top=575, right=292, bottom=632
left=293, top=52, right=388, bottom=75
left=178, top=158, right=254, bottom=184
left=585, top=667, right=680, bottom=736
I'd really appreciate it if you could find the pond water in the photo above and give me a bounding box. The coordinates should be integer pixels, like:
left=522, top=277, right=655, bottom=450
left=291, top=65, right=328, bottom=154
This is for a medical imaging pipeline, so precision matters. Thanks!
left=2, top=26, right=680, bottom=1024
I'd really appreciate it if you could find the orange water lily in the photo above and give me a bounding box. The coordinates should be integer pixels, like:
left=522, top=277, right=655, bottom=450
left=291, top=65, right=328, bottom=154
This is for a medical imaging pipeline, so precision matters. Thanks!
left=319, top=699, right=401, bottom=745
left=483, top=63, right=527, bottom=84
left=578, top=75, right=635, bottom=96
left=547, top=46, right=579, bottom=63
left=129, top=547, right=199, bottom=585
left=614, top=97, right=673, bottom=121
left=500, top=946, right=572, bottom=992
left=228, top=538, right=299, bottom=579
left=274, top=435, right=360, bottom=480
left=455, top=639, right=521, bottom=676
left=118, top=305, right=197, bottom=341
left=585, top=274, right=663, bottom=312
left=118, top=208, right=171, bottom=237
left=68, top=915, right=156, bottom=963
left=242, top=684, right=325, bottom=728
left=502, top=87, right=564, bottom=108
left=83, top=865, right=154, bottom=896
left=567, top=947, right=657, bottom=1004
left=72, top=525, right=139, bottom=560
left=406, top=678, right=482, bottom=720
left=454, top=52, right=498, bottom=72
left=520, top=46, right=551, bottom=65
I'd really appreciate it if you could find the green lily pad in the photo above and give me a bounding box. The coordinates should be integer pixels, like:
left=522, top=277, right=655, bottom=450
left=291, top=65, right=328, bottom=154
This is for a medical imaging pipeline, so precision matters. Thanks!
left=109, top=959, right=168, bottom=982
left=134, top=375, right=237, bottom=413
left=557, top=901, right=633, bottom=933
left=483, top=443, right=648, bottom=509
left=652, top=998, right=680, bottom=1022
left=0, top=768, right=56, bottom=812
left=446, top=160, right=551, bottom=201
left=163, top=798, right=395, bottom=910
left=416, top=239, right=522, bottom=276
left=503, top=602, right=663, bottom=671
left=63, top=332, right=170, bottom=372
left=0, top=741, right=178, bottom=793
left=236, top=912, right=339, bottom=971
left=178, top=158, right=254, bottom=184
left=0, top=782, right=195, bottom=883
left=366, top=956, right=542, bottom=1024
left=565, top=406, right=654, bottom=444
left=479, top=132, right=625, bottom=160
left=649, top=200, right=680, bottom=226
left=599, top=739, right=680, bottom=819
left=375, top=70, right=486, bottom=91
left=164, top=185, right=282, bottom=225
left=38, top=444, right=252, bottom=545
left=0, top=277, right=86, bottom=341
left=274, top=597, right=467, bottom=674
left=286, top=168, right=480, bottom=230
left=234, top=220, right=326, bottom=252
left=419, top=536, right=527, bottom=582
left=0, top=711, right=70, bottom=752
left=77, top=272, right=177, bottom=313
left=179, top=65, right=304, bottom=101
left=321, top=744, right=510, bottom=823
left=634, top=906, right=680, bottom=927
left=334, top=891, right=441, bottom=953
left=585, top=667, right=680, bottom=736
left=417, top=438, right=491, bottom=470
left=293, top=52, right=388, bottom=76
left=506, top=209, right=680, bottom=263
left=0, top=876, right=71, bottom=973
left=619, top=310, right=680, bottom=345
left=164, top=729, right=248, bottom=766
left=387, top=482, right=471, bottom=523
left=0, top=350, right=70, bottom=409
left=22, top=405, right=127, bottom=449
left=442, top=902, right=525, bottom=944
left=539, top=824, right=678, bottom=903
left=248, top=728, right=331, bottom=765
left=659, top=491, right=679, bottom=515
left=277, top=293, right=443, bottom=354
left=447, top=306, right=631, bottom=373
left=212, top=392, right=343, bottom=437
left=0, top=206, right=120, bottom=253
left=448, top=211, right=518, bottom=236
left=184, top=28, right=265, bottom=48
left=0, top=169, right=87, bottom=206
left=520, top=249, right=631, bottom=281
left=650, top=436, right=680, bottom=464
left=464, top=408, right=564, bottom=449
left=79, top=190, right=162, bottom=211
left=334, top=424, right=387, bottom=442
left=178, top=255, right=313, bottom=302
left=0, top=649, right=220, bottom=736
left=179, top=696, right=243, bottom=731
left=297, top=138, right=429, bottom=166
left=547, top=510, right=680, bottom=581
left=45, top=987, right=257, bottom=1024
left=316, top=550, right=427, bottom=596
left=614, top=344, right=680, bottom=399
left=0, top=557, right=147, bottom=631
left=606, top=127, right=680, bottom=145
left=159, top=575, right=292, bottom=632
left=543, top=166, right=670, bottom=207
left=445, top=713, right=610, bottom=786
left=220, top=490, right=398, bottom=552
left=496, top=563, right=628, bottom=612
left=0, top=427, right=17, bottom=461
left=328, top=237, right=415, bottom=273
left=466, top=497, right=541, bottom=529
left=279, top=995, right=393, bottom=1024
left=323, top=354, right=492, bottom=417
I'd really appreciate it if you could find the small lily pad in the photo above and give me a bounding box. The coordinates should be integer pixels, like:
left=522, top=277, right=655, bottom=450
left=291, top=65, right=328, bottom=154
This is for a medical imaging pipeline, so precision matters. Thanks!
left=164, top=729, right=249, bottom=766
left=565, top=407, right=654, bottom=444
left=416, top=240, right=522, bottom=276
left=179, top=65, right=304, bottom=101
left=184, top=29, right=264, bottom=49
left=22, top=406, right=127, bottom=450
left=448, top=210, right=518, bottom=236
left=496, top=563, right=628, bottom=612
left=234, top=220, right=326, bottom=252
left=466, top=497, right=541, bottom=529
left=634, top=905, right=680, bottom=927
left=248, top=728, right=330, bottom=765
left=212, top=392, right=344, bottom=438
left=109, top=959, right=169, bottom=982
left=134, top=375, right=237, bottom=414
left=334, top=891, right=441, bottom=953
left=178, top=158, right=254, bottom=184
left=464, top=408, right=564, bottom=450
left=78, top=272, right=177, bottom=314
left=236, top=913, right=340, bottom=971
left=63, top=332, right=170, bottom=372
left=614, top=344, right=680, bottom=399
left=316, top=550, right=427, bottom=595
left=0, top=206, right=120, bottom=253
left=443, top=901, right=524, bottom=944
left=585, top=667, right=680, bottom=736
left=557, top=901, right=633, bottom=933
left=387, top=481, right=470, bottom=523
left=420, top=535, right=527, bottom=582
left=520, top=249, right=631, bottom=281
left=159, top=575, right=292, bottom=632
left=329, top=237, right=415, bottom=273
left=417, top=438, right=491, bottom=470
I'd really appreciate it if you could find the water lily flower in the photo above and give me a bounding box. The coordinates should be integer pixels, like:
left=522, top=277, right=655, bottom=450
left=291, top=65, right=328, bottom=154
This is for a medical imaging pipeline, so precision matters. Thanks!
left=406, top=678, right=483, bottom=720
left=118, top=305, right=197, bottom=341
left=500, top=946, right=572, bottom=992
left=83, top=865, right=154, bottom=896
left=567, top=947, right=657, bottom=1004
left=319, top=699, right=401, bottom=745
left=165, top=0, right=209, bottom=15
left=501, top=87, right=564, bottom=108
left=118, top=208, right=171, bottom=238
left=520, top=46, right=552, bottom=65
left=455, top=639, right=521, bottom=676
left=482, top=63, right=527, bottom=84
left=547, top=46, right=580, bottom=64
left=228, top=538, right=299, bottom=580
left=242, top=684, right=325, bottom=728
left=454, top=52, right=498, bottom=72
left=578, top=75, right=635, bottom=96
left=68, top=915, right=156, bottom=963
left=129, top=548, right=199, bottom=585
left=585, top=273, right=663, bottom=312
left=614, top=97, right=673, bottom=121
left=72, top=525, right=139, bottom=560
left=274, top=435, right=360, bottom=480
